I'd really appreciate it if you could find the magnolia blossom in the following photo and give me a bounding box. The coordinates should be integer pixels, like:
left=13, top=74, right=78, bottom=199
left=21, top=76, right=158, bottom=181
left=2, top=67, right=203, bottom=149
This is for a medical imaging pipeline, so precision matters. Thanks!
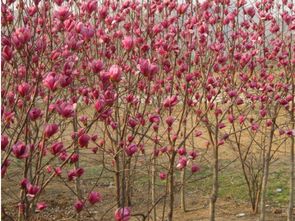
left=109, top=65, right=122, bottom=82
left=29, top=108, right=42, bottom=121
left=26, top=183, right=40, bottom=198
left=44, top=124, right=59, bottom=138
left=138, top=59, right=158, bottom=79
left=43, top=72, right=59, bottom=91
left=56, top=102, right=75, bottom=118
left=125, top=144, right=138, bottom=157
left=18, top=82, right=30, bottom=97
left=165, top=116, right=175, bottom=127
left=12, top=143, right=29, bottom=159
left=177, top=157, right=188, bottom=170
left=114, top=207, right=131, bottom=221
left=189, top=150, right=198, bottom=160
left=68, top=168, right=84, bottom=181
left=50, top=142, right=64, bottom=155
left=74, top=200, right=84, bottom=213
left=159, top=172, right=167, bottom=180
left=36, top=202, right=47, bottom=211
left=191, top=164, right=200, bottom=173
left=122, top=36, right=134, bottom=50
left=177, top=147, right=186, bottom=156
left=90, top=59, right=104, bottom=73
left=88, top=191, right=102, bottom=205
left=1, top=135, right=9, bottom=151
left=78, top=134, right=91, bottom=147
left=163, top=95, right=179, bottom=108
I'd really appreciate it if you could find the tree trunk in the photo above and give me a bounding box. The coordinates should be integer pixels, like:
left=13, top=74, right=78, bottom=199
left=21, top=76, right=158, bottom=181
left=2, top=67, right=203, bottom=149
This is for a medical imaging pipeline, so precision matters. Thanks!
left=209, top=147, right=218, bottom=221
left=259, top=120, right=275, bottom=221
left=287, top=134, right=294, bottom=221
left=167, top=152, right=176, bottom=221
left=287, top=74, right=294, bottom=221
left=180, top=169, right=186, bottom=212
left=152, top=156, right=157, bottom=221
left=114, top=154, right=121, bottom=207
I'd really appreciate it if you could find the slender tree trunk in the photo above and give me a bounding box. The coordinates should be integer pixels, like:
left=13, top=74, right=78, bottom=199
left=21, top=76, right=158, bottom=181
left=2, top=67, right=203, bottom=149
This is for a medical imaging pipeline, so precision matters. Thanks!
left=287, top=71, right=294, bottom=221
left=288, top=134, right=294, bottom=221
left=209, top=146, right=218, bottom=221
left=167, top=152, right=176, bottom=221
left=152, top=156, right=157, bottom=221
left=114, top=154, right=121, bottom=207
left=180, top=169, right=186, bottom=212
left=126, top=160, right=132, bottom=206
left=181, top=116, right=187, bottom=212
left=73, top=115, right=82, bottom=220
left=259, top=120, right=275, bottom=221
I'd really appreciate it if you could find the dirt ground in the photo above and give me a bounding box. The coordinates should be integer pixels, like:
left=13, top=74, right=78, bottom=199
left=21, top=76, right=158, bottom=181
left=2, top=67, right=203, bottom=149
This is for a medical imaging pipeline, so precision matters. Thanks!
left=2, top=178, right=289, bottom=221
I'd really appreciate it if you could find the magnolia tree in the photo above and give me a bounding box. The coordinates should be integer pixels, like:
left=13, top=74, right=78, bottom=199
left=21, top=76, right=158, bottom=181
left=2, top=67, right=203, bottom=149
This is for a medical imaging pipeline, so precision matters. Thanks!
left=1, top=0, right=294, bottom=221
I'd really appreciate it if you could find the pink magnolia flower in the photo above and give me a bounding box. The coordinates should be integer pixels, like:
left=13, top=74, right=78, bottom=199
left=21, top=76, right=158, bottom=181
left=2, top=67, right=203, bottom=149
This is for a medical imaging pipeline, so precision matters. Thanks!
left=149, top=114, right=160, bottom=124
left=90, top=59, right=104, bottom=73
left=70, top=153, right=79, bottom=163
left=68, top=168, right=84, bottom=181
left=245, top=7, right=255, bottom=18
left=160, top=146, right=168, bottom=153
left=50, top=142, right=64, bottom=155
left=286, top=129, right=295, bottom=137
left=78, top=134, right=91, bottom=147
left=191, top=164, right=200, bottom=173
left=228, top=90, right=237, bottom=98
left=177, top=3, right=189, bottom=14
left=238, top=115, right=246, bottom=124
left=2, top=45, right=13, bottom=61
left=218, top=123, right=226, bottom=129
left=81, top=25, right=95, bottom=40
left=259, top=109, right=267, bottom=118
left=54, top=167, right=62, bottom=176
left=94, top=99, right=105, bottom=113
left=12, top=143, right=29, bottom=159
left=163, top=95, right=179, bottom=108
left=44, top=124, right=59, bottom=138
left=228, top=114, right=235, bottom=124
left=56, top=102, right=75, bottom=118
left=189, top=150, right=198, bottom=160
left=166, top=116, right=175, bottom=127
left=125, top=144, right=138, bottom=157
left=114, top=207, right=131, bottom=221
left=12, top=27, right=31, bottom=48
left=88, top=191, right=102, bottom=205
left=251, top=123, right=259, bottom=131
left=138, top=59, right=158, bottom=79
left=159, top=172, right=167, bottom=180
left=1, top=159, right=10, bottom=177
left=20, top=178, right=29, bottom=188
left=54, top=6, right=70, bottom=21
left=43, top=72, right=59, bottom=91
left=177, top=157, right=188, bottom=170
left=128, top=117, right=138, bottom=128
left=18, top=82, right=30, bottom=97
left=266, top=119, right=273, bottom=127
left=122, top=36, right=134, bottom=51
left=74, top=200, right=84, bottom=213
left=26, top=183, right=40, bottom=198
left=36, top=202, right=47, bottom=211
left=83, top=0, right=97, bottom=14
left=177, top=147, right=186, bottom=156
left=1, top=135, right=9, bottom=151
left=109, top=65, right=122, bottom=82
left=29, top=108, right=42, bottom=121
